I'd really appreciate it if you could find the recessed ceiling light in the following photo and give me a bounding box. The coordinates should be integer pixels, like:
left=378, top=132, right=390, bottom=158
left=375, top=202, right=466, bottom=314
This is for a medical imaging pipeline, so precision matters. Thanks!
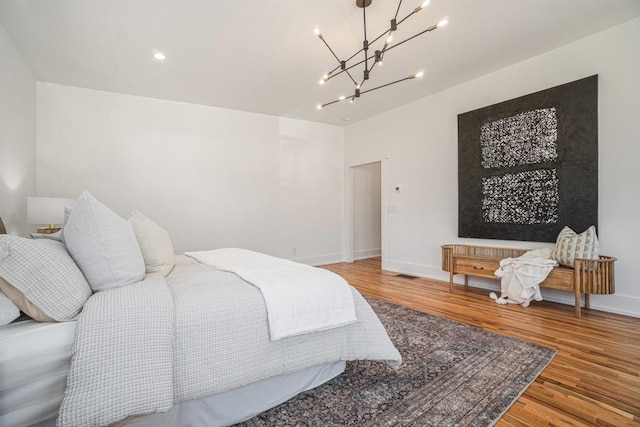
left=153, top=51, right=166, bottom=61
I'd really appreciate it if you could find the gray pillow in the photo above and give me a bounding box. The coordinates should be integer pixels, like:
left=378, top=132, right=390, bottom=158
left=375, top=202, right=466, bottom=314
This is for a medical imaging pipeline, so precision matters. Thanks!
left=64, top=191, right=145, bottom=292
left=0, top=235, right=92, bottom=321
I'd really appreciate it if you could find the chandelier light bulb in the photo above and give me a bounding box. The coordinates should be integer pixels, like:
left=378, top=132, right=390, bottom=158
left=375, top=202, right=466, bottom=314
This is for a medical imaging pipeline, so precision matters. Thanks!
left=153, top=52, right=166, bottom=61
left=415, top=71, right=424, bottom=78
left=314, top=27, right=321, bottom=36
left=317, top=104, right=323, bottom=110
left=437, top=19, right=449, bottom=28
left=339, top=95, right=346, bottom=101
left=415, top=0, right=430, bottom=12
left=386, top=35, right=393, bottom=44
left=319, top=79, right=325, bottom=85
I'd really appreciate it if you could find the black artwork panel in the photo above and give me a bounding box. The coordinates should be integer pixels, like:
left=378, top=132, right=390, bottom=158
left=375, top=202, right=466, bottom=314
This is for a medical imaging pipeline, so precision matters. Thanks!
left=457, top=75, right=598, bottom=242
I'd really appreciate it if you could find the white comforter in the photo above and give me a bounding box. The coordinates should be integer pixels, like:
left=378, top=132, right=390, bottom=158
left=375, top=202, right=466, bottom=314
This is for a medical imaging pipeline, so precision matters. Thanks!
left=57, top=258, right=401, bottom=426
left=184, top=248, right=357, bottom=340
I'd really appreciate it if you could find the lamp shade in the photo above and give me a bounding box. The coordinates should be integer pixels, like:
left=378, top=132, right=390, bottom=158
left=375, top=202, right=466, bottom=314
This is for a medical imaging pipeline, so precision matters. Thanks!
left=27, top=197, right=76, bottom=226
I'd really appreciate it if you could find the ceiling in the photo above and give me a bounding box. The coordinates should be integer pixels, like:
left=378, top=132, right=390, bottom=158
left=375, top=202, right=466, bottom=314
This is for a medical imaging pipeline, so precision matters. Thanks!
left=1, top=0, right=639, bottom=126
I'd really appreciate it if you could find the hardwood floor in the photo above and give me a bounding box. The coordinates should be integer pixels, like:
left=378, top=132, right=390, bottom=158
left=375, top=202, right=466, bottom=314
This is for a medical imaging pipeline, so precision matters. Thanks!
left=322, top=257, right=640, bottom=427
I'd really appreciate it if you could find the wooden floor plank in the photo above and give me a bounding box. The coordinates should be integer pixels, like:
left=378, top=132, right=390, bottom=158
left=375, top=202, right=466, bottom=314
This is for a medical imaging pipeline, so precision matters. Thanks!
left=321, top=257, right=640, bottom=426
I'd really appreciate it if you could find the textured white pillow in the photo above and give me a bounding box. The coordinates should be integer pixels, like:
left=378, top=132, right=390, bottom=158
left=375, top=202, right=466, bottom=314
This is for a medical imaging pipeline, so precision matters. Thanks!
left=64, top=191, right=145, bottom=292
left=129, top=211, right=175, bottom=276
left=0, top=290, right=20, bottom=325
left=551, top=225, right=599, bottom=267
left=0, top=235, right=92, bottom=320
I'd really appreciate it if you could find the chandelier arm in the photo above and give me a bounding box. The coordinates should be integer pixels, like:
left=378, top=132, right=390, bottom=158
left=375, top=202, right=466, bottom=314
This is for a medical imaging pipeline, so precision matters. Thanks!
left=345, top=69, right=359, bottom=86
left=394, top=0, right=403, bottom=20
left=396, top=8, right=421, bottom=27
left=319, top=37, right=344, bottom=67
left=359, top=75, right=416, bottom=96
left=329, top=64, right=341, bottom=75
left=319, top=98, right=342, bottom=108
left=319, top=73, right=418, bottom=108
left=363, top=4, right=369, bottom=76
left=382, top=25, right=435, bottom=54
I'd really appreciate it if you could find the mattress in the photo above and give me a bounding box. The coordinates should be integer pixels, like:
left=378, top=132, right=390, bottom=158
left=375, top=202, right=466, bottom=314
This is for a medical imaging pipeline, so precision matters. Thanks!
left=0, top=319, right=76, bottom=427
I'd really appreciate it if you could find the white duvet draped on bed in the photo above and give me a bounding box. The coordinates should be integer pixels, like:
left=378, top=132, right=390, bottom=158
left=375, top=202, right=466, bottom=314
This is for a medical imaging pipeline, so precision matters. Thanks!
left=57, top=257, right=401, bottom=426
left=185, top=248, right=357, bottom=340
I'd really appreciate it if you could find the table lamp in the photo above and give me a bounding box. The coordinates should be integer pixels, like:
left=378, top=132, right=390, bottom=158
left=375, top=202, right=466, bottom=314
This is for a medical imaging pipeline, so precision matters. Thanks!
left=27, top=196, right=76, bottom=234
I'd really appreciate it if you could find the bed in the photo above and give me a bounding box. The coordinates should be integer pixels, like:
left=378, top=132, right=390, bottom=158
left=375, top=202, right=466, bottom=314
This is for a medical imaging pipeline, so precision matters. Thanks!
left=0, top=191, right=402, bottom=427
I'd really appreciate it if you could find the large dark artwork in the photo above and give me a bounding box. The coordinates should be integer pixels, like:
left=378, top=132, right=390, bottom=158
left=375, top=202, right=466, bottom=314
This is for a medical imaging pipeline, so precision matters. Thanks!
left=457, top=75, right=598, bottom=242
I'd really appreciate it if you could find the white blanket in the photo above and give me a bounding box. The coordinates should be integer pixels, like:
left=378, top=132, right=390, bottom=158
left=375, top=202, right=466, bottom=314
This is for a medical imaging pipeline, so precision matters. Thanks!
left=185, top=248, right=357, bottom=340
left=492, top=248, right=558, bottom=307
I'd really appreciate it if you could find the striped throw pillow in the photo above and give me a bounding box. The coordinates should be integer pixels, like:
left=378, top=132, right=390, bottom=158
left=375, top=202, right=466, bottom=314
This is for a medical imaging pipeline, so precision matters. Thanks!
left=551, top=225, right=599, bottom=267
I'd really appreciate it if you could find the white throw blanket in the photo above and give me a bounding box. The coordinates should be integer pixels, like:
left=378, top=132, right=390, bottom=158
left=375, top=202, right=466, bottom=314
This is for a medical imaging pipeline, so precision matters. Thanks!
left=185, top=248, right=357, bottom=340
left=491, top=248, right=558, bottom=307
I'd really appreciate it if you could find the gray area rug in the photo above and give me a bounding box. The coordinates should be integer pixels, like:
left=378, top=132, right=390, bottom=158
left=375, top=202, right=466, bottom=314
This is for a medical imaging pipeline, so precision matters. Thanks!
left=240, top=298, right=556, bottom=426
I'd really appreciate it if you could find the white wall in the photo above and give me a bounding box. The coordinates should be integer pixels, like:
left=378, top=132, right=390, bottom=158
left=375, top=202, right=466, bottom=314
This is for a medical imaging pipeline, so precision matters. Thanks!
left=36, top=83, right=345, bottom=264
left=0, top=24, right=37, bottom=236
left=353, top=162, right=381, bottom=260
left=345, top=17, right=640, bottom=317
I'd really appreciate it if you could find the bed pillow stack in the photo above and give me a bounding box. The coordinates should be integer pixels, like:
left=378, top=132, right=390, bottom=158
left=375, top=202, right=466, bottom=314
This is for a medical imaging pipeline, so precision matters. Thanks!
left=64, top=191, right=146, bottom=292
left=0, top=190, right=177, bottom=324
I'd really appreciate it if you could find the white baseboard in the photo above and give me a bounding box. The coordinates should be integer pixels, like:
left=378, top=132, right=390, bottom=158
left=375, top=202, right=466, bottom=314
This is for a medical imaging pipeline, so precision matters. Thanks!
left=293, top=253, right=344, bottom=267
left=354, top=248, right=381, bottom=260
left=381, top=259, right=640, bottom=319
left=382, top=259, right=451, bottom=282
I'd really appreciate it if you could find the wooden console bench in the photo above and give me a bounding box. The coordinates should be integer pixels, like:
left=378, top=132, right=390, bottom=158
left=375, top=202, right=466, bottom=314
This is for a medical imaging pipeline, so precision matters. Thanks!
left=441, top=244, right=616, bottom=318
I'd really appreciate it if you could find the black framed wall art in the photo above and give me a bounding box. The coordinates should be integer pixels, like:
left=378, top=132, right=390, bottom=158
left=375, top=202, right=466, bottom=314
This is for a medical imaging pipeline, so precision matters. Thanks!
left=457, top=75, right=598, bottom=242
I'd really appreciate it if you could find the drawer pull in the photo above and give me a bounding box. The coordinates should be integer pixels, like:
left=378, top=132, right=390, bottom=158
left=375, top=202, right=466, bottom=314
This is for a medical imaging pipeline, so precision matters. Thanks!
left=473, top=266, right=484, bottom=270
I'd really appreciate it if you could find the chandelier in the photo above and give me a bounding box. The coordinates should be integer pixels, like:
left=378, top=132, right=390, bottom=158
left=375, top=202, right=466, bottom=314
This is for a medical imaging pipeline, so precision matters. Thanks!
left=315, top=0, right=448, bottom=109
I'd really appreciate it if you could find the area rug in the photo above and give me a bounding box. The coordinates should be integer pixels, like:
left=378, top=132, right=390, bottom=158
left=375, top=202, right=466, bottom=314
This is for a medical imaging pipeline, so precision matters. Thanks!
left=238, top=297, right=556, bottom=427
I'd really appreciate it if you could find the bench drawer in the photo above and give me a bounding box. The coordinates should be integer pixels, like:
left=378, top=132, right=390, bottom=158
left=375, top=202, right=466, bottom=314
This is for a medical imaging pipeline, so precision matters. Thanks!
left=454, top=258, right=497, bottom=278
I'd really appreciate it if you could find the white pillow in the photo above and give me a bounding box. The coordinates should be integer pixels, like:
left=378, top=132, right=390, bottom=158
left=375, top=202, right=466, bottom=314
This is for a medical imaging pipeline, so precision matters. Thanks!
left=551, top=225, right=599, bottom=267
left=129, top=211, right=175, bottom=276
left=0, top=290, right=20, bottom=325
left=63, top=191, right=145, bottom=292
left=0, top=235, right=92, bottom=320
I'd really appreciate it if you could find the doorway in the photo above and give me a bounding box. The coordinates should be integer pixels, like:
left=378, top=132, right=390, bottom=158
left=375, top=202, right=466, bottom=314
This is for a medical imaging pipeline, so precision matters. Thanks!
left=346, top=161, right=384, bottom=263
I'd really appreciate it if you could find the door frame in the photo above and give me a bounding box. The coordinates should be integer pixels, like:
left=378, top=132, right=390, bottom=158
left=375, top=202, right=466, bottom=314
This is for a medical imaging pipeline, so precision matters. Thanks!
left=345, top=160, right=386, bottom=267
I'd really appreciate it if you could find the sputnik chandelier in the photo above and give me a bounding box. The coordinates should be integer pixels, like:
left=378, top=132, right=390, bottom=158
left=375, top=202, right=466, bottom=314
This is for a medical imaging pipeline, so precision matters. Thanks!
left=315, top=0, right=448, bottom=109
